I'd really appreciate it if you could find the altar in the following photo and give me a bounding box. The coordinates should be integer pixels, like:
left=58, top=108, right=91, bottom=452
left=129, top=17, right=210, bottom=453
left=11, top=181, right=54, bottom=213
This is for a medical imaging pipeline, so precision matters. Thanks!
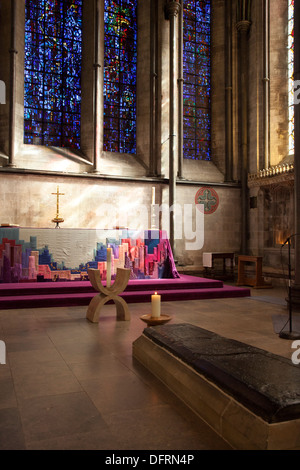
left=0, top=227, right=179, bottom=283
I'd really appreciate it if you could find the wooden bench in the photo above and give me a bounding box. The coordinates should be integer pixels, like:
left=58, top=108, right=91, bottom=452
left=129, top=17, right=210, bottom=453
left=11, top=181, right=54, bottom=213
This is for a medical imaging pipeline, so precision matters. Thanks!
left=237, top=255, right=272, bottom=288
left=133, top=323, right=300, bottom=450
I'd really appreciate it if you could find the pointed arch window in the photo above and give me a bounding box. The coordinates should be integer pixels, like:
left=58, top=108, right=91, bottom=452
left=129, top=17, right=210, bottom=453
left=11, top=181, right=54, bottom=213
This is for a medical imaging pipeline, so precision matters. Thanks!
left=24, top=0, right=83, bottom=149
left=103, top=0, right=137, bottom=154
left=182, top=0, right=211, bottom=161
left=288, top=0, right=294, bottom=155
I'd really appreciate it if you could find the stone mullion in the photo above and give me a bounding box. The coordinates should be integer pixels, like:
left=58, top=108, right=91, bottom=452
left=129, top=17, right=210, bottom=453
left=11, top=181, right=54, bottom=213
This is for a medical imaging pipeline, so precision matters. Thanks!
left=177, top=0, right=183, bottom=180
left=8, top=0, right=18, bottom=168
left=149, top=0, right=159, bottom=177
left=93, top=0, right=103, bottom=173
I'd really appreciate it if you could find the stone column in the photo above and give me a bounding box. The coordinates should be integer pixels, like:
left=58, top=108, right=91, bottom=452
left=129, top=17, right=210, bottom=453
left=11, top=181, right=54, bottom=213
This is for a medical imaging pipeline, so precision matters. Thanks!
left=8, top=0, right=17, bottom=168
left=236, top=17, right=251, bottom=254
left=177, top=1, right=184, bottom=180
left=93, top=0, right=103, bottom=173
left=262, top=0, right=270, bottom=170
left=292, top=0, right=300, bottom=305
left=149, top=0, right=159, bottom=177
left=165, top=0, right=181, bottom=256
left=225, top=0, right=233, bottom=182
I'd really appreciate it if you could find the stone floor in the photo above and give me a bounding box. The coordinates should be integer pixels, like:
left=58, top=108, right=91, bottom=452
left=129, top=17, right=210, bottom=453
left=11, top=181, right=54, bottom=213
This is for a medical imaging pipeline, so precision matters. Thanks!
left=0, top=282, right=298, bottom=451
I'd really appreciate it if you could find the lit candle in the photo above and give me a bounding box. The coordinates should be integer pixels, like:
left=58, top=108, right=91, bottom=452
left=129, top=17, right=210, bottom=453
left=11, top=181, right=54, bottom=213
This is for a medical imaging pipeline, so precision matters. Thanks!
left=106, top=247, right=112, bottom=288
left=151, top=186, right=155, bottom=205
left=151, top=291, right=161, bottom=318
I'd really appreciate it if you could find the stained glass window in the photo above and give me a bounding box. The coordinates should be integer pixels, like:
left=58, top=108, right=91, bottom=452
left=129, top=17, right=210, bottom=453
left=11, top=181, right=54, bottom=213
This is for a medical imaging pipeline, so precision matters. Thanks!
left=183, top=1, right=211, bottom=160
left=24, top=0, right=82, bottom=148
left=288, top=0, right=294, bottom=155
left=103, top=0, right=137, bottom=154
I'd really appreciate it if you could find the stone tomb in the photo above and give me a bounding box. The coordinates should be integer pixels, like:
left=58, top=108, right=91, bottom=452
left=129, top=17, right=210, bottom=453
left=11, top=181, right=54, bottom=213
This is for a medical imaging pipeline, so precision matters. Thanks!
left=133, top=323, right=300, bottom=450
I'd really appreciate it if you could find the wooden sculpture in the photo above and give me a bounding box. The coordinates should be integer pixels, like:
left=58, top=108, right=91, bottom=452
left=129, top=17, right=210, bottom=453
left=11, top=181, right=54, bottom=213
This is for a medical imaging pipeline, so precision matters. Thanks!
left=86, top=267, right=131, bottom=323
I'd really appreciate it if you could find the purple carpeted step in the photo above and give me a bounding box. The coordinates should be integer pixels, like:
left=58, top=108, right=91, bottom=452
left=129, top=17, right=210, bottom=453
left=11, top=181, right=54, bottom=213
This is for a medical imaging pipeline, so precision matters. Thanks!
left=125, top=275, right=223, bottom=291
left=0, top=275, right=223, bottom=297
left=0, top=281, right=94, bottom=297
left=0, top=293, right=92, bottom=309
left=0, top=284, right=251, bottom=309
left=121, top=286, right=251, bottom=302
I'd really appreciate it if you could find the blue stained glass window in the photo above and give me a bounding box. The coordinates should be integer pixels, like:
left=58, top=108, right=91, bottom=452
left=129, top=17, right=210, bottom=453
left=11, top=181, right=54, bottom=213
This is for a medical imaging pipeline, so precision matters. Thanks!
left=103, top=0, right=137, bottom=154
left=183, top=1, right=211, bottom=160
left=24, top=0, right=82, bottom=148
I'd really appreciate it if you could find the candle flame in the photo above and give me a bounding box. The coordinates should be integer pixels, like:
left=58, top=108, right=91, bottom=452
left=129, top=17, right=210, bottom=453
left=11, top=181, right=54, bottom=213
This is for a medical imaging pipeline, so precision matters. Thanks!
left=154, top=292, right=157, bottom=295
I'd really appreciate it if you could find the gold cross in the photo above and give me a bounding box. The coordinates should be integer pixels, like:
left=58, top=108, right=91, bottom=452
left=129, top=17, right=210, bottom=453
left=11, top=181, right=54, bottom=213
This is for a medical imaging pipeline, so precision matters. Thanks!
left=52, top=186, right=65, bottom=224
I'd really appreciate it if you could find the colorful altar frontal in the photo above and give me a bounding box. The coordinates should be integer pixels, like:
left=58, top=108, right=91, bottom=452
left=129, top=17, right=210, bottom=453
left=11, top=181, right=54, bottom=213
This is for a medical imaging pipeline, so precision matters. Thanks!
left=0, top=227, right=179, bottom=283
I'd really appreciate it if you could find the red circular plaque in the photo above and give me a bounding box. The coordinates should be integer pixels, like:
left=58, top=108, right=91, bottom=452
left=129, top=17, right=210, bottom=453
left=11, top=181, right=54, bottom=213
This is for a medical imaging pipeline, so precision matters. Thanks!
left=195, top=187, right=219, bottom=214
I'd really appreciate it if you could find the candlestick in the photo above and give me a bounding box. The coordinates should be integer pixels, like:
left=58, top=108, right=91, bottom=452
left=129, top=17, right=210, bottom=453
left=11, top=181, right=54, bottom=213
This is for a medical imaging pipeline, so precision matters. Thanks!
left=151, top=291, right=161, bottom=318
left=151, top=186, right=155, bottom=205
left=151, top=187, right=157, bottom=229
left=106, top=247, right=112, bottom=288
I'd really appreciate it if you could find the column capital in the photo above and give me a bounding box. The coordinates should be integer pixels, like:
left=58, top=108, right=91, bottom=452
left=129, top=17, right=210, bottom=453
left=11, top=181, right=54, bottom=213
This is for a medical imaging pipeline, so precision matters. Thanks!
left=165, top=0, right=181, bottom=20
left=236, top=20, right=251, bottom=34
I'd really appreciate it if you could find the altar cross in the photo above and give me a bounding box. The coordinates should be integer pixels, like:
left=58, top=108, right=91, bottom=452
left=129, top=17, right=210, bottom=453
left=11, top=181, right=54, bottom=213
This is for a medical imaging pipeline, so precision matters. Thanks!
left=51, top=186, right=65, bottom=227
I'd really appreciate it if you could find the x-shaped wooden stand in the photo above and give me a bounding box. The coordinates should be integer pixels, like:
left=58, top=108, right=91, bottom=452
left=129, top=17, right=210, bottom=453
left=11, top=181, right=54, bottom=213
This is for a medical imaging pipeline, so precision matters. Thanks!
left=86, top=267, right=131, bottom=323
